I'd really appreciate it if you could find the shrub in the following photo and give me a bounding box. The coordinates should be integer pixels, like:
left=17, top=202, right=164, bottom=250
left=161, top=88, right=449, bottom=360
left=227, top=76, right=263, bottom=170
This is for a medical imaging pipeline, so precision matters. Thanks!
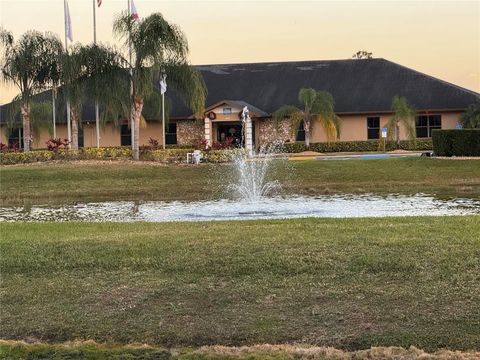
left=283, top=139, right=432, bottom=153
left=0, top=150, right=54, bottom=165
left=46, top=138, right=69, bottom=152
left=203, top=149, right=246, bottom=163
left=432, top=129, right=480, bottom=156
left=0, top=142, right=21, bottom=152
left=141, top=149, right=193, bottom=162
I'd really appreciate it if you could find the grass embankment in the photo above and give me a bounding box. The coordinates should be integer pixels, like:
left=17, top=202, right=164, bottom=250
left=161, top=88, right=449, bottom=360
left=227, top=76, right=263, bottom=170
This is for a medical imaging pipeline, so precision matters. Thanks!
left=1, top=157, right=479, bottom=205
left=2, top=342, right=480, bottom=360
left=1, top=217, right=479, bottom=351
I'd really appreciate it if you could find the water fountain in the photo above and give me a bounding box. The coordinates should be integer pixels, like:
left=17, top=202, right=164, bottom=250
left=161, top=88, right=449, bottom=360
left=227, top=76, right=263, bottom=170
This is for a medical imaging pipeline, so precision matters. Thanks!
left=227, top=144, right=282, bottom=202
left=227, top=106, right=282, bottom=202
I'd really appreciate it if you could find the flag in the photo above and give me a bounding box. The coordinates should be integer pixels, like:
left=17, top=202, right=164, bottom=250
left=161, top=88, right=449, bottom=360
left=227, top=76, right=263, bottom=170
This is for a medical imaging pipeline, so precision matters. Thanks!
left=64, top=0, right=73, bottom=42
left=160, top=75, right=167, bottom=95
left=131, top=0, right=139, bottom=20
left=97, top=0, right=102, bottom=7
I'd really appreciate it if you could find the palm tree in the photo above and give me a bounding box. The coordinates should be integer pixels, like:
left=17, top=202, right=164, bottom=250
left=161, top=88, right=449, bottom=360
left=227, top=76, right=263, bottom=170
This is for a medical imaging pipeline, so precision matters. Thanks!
left=58, top=45, right=86, bottom=150
left=113, top=12, right=206, bottom=160
left=386, top=96, right=416, bottom=147
left=460, top=100, right=480, bottom=128
left=78, top=44, right=131, bottom=137
left=273, top=88, right=341, bottom=150
left=30, top=102, right=54, bottom=145
left=0, top=29, right=62, bottom=151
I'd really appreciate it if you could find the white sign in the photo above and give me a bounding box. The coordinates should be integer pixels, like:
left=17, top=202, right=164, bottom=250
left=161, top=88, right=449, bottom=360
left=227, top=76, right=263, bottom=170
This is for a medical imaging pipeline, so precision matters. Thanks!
left=381, top=127, right=388, bottom=138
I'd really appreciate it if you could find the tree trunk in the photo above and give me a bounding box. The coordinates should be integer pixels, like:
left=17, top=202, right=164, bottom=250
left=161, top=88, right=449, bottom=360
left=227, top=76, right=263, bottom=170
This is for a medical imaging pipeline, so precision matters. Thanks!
left=395, top=120, right=400, bottom=148
left=70, top=110, right=78, bottom=150
left=304, top=120, right=311, bottom=150
left=132, top=97, right=144, bottom=160
left=20, top=103, right=31, bottom=151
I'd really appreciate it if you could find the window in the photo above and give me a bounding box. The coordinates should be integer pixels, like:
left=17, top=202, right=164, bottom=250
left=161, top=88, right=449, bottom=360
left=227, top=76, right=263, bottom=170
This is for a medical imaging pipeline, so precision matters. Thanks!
left=416, top=115, right=441, bottom=138
left=120, top=125, right=131, bottom=146
left=367, top=117, right=380, bottom=139
left=223, top=107, right=232, bottom=115
left=8, top=128, right=23, bottom=149
left=166, top=123, right=177, bottom=145
left=296, top=121, right=305, bottom=141
left=78, top=127, right=84, bottom=148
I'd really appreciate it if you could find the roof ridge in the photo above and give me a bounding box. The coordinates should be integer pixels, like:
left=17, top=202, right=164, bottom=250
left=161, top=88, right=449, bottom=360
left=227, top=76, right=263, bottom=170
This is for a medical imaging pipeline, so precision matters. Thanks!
left=382, top=59, right=480, bottom=97
left=194, top=58, right=385, bottom=67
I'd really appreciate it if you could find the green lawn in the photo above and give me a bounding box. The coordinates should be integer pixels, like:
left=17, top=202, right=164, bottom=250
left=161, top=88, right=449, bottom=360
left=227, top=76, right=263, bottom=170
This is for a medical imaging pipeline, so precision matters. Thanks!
left=1, top=217, right=479, bottom=351
left=1, top=158, right=479, bottom=205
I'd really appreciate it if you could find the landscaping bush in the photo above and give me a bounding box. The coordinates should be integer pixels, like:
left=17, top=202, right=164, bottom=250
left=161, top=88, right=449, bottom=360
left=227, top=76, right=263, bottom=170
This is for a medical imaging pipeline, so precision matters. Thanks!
left=432, top=129, right=480, bottom=156
left=282, top=139, right=432, bottom=153
left=203, top=149, right=246, bottom=163
left=0, top=150, right=54, bottom=165
left=141, top=148, right=193, bottom=162
left=82, top=146, right=132, bottom=159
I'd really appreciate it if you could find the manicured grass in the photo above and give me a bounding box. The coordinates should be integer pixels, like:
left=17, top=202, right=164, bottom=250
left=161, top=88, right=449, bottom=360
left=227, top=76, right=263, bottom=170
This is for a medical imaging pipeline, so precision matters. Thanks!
left=1, top=217, right=479, bottom=351
left=1, top=158, right=479, bottom=205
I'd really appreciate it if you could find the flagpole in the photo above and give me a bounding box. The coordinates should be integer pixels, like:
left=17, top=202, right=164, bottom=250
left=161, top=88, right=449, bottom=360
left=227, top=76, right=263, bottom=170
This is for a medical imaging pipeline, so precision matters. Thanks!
left=162, top=92, right=165, bottom=150
left=92, top=0, right=100, bottom=148
left=64, top=0, right=71, bottom=147
left=52, top=89, right=56, bottom=138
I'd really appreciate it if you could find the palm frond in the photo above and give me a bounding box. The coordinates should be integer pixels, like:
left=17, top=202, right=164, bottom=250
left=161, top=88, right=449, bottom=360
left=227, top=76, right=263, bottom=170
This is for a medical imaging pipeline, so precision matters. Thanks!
left=384, top=117, right=397, bottom=140
left=390, top=95, right=416, bottom=141
left=30, top=101, right=53, bottom=141
left=272, top=105, right=301, bottom=122
left=309, top=90, right=341, bottom=141
left=298, top=88, right=317, bottom=114
left=163, top=61, right=206, bottom=119
left=460, top=99, right=480, bottom=128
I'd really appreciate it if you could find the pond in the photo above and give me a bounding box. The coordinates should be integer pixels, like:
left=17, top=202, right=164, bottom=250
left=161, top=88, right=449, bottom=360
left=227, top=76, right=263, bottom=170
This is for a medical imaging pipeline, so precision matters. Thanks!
left=1, top=194, right=479, bottom=222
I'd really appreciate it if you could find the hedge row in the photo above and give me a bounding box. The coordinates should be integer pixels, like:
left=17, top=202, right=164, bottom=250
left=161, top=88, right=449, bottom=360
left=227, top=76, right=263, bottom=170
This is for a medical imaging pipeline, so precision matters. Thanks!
left=432, top=129, right=480, bottom=156
left=282, top=139, right=433, bottom=153
left=0, top=147, right=248, bottom=165
left=0, top=147, right=178, bottom=165
left=0, top=139, right=434, bottom=165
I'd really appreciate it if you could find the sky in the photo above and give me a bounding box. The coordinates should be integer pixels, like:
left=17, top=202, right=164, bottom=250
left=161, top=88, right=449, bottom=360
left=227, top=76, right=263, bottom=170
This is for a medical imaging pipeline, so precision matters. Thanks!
left=1, top=0, right=479, bottom=104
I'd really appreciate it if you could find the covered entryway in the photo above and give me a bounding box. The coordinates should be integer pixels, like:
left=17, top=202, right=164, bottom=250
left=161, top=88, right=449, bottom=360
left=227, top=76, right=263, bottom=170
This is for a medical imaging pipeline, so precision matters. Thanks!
left=203, top=100, right=266, bottom=149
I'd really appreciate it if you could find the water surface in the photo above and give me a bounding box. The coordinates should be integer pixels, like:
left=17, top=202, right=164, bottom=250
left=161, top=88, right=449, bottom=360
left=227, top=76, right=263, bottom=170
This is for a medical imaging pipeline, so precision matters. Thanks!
left=1, top=194, right=479, bottom=222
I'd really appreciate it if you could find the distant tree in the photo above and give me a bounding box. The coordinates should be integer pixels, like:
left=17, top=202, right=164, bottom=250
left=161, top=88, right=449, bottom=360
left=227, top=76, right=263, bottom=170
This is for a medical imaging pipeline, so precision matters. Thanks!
left=30, top=102, right=53, bottom=145
left=273, top=88, right=341, bottom=150
left=0, top=29, right=62, bottom=151
left=78, top=44, right=130, bottom=128
left=352, top=50, right=373, bottom=59
left=58, top=45, right=87, bottom=150
left=385, top=96, right=416, bottom=147
left=460, top=100, right=480, bottom=128
left=113, top=12, right=206, bottom=160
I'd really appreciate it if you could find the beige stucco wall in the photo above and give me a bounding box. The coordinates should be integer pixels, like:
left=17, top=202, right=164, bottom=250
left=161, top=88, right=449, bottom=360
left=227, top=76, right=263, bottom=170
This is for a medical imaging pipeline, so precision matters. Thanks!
left=309, top=112, right=463, bottom=142
left=0, top=112, right=464, bottom=149
left=139, top=121, right=164, bottom=146
left=0, top=125, right=8, bottom=144
left=209, top=104, right=243, bottom=122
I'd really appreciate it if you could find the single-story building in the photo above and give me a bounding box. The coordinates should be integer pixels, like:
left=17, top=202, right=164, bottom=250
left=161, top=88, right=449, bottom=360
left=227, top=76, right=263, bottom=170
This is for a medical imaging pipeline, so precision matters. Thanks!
left=1, top=58, right=479, bottom=149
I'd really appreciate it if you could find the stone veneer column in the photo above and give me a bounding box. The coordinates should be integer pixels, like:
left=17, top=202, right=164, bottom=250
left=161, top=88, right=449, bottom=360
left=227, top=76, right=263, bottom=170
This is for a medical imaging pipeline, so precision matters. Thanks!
left=204, top=117, right=212, bottom=147
left=245, top=116, right=253, bottom=156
